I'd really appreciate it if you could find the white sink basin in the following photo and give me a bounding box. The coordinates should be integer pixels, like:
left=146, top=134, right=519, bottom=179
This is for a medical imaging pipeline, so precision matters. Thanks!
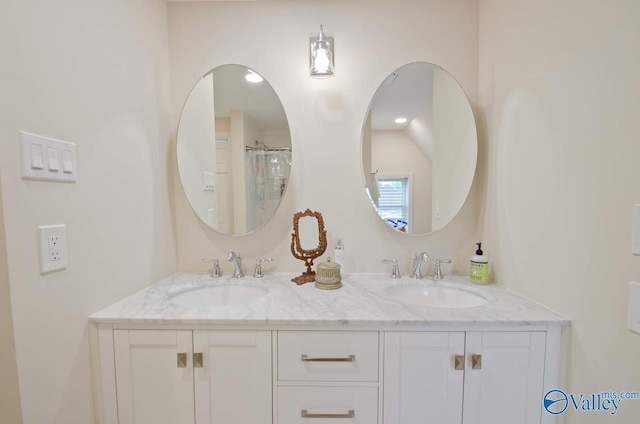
left=170, top=284, right=268, bottom=308
left=385, top=284, right=487, bottom=308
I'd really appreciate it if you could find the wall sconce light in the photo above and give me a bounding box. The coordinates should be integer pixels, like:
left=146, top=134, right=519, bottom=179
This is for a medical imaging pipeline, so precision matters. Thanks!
left=309, top=25, right=335, bottom=78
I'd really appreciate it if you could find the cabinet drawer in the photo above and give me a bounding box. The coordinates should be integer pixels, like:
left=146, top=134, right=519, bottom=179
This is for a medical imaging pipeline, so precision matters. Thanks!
left=278, top=386, right=378, bottom=424
left=278, top=331, right=379, bottom=382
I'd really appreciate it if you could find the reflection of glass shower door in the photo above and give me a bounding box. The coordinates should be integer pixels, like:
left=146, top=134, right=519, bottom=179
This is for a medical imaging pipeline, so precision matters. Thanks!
left=245, top=151, right=291, bottom=231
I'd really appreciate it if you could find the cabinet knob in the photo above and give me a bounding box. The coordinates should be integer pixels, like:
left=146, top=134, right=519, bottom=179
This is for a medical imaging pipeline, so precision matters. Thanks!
left=454, top=354, right=465, bottom=370
left=471, top=354, right=482, bottom=370
left=177, top=352, right=187, bottom=368
left=193, top=352, right=203, bottom=368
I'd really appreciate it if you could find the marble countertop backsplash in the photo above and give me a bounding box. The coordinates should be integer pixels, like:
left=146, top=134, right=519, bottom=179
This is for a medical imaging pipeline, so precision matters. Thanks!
left=89, top=273, right=569, bottom=327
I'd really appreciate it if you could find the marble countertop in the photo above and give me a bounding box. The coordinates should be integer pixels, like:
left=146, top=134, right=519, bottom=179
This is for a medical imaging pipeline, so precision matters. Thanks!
left=89, top=273, right=569, bottom=328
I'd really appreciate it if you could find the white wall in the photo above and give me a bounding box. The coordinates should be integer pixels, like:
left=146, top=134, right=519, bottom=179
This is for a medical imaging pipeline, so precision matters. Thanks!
left=432, top=67, right=477, bottom=231
left=176, top=73, right=217, bottom=227
left=0, top=182, right=22, bottom=424
left=169, top=0, right=481, bottom=275
left=0, top=1, right=177, bottom=423
left=371, top=130, right=433, bottom=234
left=479, top=0, right=640, bottom=422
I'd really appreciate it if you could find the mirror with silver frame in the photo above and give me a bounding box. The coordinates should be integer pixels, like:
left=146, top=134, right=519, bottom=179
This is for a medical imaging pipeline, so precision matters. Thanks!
left=361, top=62, right=477, bottom=235
left=177, top=64, right=292, bottom=236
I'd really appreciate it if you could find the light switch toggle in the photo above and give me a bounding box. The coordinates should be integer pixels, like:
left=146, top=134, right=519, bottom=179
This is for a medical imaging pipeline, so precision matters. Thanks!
left=30, top=144, right=44, bottom=170
left=62, top=150, right=74, bottom=173
left=47, top=147, right=60, bottom=171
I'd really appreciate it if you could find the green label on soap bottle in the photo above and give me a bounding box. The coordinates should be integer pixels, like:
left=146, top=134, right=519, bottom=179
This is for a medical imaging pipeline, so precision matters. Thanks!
left=470, top=261, right=488, bottom=284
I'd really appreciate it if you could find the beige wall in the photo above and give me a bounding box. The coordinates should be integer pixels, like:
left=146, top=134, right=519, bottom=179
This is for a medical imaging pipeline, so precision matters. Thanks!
left=6, top=1, right=637, bottom=423
left=169, top=0, right=481, bottom=275
left=372, top=130, right=433, bottom=234
left=0, top=182, right=22, bottom=424
left=0, top=1, right=177, bottom=423
left=479, top=0, right=640, bottom=421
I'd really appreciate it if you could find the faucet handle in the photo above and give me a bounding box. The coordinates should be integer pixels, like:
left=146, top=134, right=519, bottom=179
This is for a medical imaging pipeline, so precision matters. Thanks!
left=254, top=258, right=273, bottom=278
left=382, top=259, right=401, bottom=279
left=202, top=258, right=222, bottom=278
left=432, top=258, right=452, bottom=280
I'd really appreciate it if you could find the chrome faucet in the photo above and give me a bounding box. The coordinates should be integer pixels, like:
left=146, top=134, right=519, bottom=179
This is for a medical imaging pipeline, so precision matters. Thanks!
left=382, top=259, right=401, bottom=279
left=410, top=252, right=430, bottom=279
left=432, top=259, right=452, bottom=280
left=226, top=251, right=244, bottom=278
left=253, top=258, right=273, bottom=278
left=202, top=258, right=222, bottom=278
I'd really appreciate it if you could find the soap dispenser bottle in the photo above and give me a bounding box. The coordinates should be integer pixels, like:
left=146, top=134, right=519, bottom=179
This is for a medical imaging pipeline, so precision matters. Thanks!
left=470, top=242, right=489, bottom=284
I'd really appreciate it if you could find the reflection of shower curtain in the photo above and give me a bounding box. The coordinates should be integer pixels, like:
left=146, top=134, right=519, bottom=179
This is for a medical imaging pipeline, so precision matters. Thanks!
left=245, top=150, right=292, bottom=230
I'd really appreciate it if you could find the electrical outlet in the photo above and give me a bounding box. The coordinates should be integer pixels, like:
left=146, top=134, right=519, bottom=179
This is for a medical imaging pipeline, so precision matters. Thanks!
left=49, top=233, right=60, bottom=260
left=38, top=224, right=68, bottom=273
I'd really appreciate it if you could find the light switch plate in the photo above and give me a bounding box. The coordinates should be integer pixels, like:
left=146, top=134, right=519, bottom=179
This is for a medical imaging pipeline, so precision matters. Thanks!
left=20, top=131, right=77, bottom=182
left=629, top=281, right=640, bottom=334
left=203, top=171, right=216, bottom=191
left=38, top=224, right=68, bottom=273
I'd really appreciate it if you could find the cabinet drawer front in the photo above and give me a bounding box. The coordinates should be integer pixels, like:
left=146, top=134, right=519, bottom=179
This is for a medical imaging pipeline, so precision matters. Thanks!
left=278, top=386, right=378, bottom=424
left=278, top=331, right=379, bottom=382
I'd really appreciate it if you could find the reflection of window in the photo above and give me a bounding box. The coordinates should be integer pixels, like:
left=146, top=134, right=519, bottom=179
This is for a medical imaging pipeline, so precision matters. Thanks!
left=377, top=177, right=409, bottom=230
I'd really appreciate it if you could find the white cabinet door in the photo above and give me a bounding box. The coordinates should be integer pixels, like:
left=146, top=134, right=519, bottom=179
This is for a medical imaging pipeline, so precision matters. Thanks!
left=463, top=332, right=546, bottom=424
left=114, top=330, right=195, bottom=424
left=194, top=330, right=272, bottom=424
left=384, top=332, right=465, bottom=424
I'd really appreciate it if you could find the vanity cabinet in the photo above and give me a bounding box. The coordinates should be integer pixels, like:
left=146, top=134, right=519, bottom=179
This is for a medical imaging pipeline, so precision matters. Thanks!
left=384, top=331, right=546, bottom=424
left=276, top=331, right=380, bottom=424
left=91, top=274, right=567, bottom=424
left=112, top=329, right=271, bottom=424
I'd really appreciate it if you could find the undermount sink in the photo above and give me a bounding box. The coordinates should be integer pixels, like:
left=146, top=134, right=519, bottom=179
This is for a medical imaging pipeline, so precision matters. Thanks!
left=385, top=284, right=488, bottom=308
left=170, top=284, right=268, bottom=308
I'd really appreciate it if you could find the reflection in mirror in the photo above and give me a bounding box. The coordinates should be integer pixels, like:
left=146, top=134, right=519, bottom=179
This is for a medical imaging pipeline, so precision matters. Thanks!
left=177, top=64, right=292, bottom=236
left=299, top=216, right=321, bottom=251
left=362, top=62, right=477, bottom=235
left=291, top=209, right=327, bottom=285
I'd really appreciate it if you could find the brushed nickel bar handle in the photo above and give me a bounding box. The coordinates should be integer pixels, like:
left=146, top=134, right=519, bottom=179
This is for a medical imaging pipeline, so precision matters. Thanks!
left=301, top=409, right=355, bottom=419
left=454, top=354, right=465, bottom=371
left=471, top=354, right=482, bottom=370
left=300, top=354, right=355, bottom=362
left=177, top=352, right=187, bottom=368
left=193, top=352, right=203, bottom=368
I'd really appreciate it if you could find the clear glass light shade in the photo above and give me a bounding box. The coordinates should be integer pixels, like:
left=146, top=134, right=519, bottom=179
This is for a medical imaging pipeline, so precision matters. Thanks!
left=310, top=26, right=335, bottom=78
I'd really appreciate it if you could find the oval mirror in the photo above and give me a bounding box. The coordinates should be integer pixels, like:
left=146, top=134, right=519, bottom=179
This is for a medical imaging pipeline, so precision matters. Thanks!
left=177, top=64, right=292, bottom=235
left=361, top=62, right=477, bottom=235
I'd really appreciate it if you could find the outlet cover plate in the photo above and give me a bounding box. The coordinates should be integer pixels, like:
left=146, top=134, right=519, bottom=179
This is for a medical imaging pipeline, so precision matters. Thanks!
left=38, top=224, right=68, bottom=273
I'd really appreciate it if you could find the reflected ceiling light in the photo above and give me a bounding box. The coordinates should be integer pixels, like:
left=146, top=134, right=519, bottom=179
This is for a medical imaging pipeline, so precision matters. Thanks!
left=309, top=25, right=335, bottom=78
left=394, top=117, right=408, bottom=124
left=245, top=70, right=263, bottom=83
